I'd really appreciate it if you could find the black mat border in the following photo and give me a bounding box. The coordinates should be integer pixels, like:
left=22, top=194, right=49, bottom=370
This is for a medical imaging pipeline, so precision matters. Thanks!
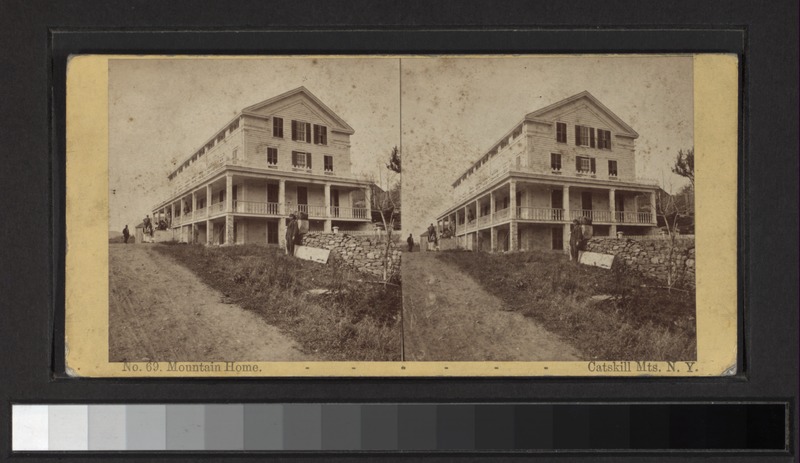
left=1, top=1, right=797, bottom=461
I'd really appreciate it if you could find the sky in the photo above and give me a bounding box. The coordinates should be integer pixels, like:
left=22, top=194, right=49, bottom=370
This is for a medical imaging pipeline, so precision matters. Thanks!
left=108, top=57, right=400, bottom=231
left=107, top=55, right=693, bottom=236
left=401, top=55, right=694, bottom=237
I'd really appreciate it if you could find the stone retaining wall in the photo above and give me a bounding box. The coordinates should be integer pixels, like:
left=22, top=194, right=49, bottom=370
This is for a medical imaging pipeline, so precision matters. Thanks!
left=301, top=232, right=401, bottom=279
left=586, top=237, right=696, bottom=289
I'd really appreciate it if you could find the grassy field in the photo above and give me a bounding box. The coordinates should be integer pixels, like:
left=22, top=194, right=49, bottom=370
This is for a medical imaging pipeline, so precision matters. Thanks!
left=154, top=244, right=402, bottom=361
left=436, top=250, right=696, bottom=361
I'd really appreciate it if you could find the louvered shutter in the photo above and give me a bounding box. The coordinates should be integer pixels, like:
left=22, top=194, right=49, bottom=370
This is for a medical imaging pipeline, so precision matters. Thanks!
left=291, top=120, right=297, bottom=141
left=575, top=157, right=581, bottom=171
left=575, top=126, right=581, bottom=146
left=305, top=123, right=311, bottom=142
left=590, top=158, right=596, bottom=173
left=590, top=128, right=596, bottom=148
left=306, top=152, right=312, bottom=169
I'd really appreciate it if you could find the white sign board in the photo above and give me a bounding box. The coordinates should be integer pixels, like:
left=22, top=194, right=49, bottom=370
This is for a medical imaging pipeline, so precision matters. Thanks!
left=578, top=251, right=615, bottom=269
left=294, top=245, right=330, bottom=264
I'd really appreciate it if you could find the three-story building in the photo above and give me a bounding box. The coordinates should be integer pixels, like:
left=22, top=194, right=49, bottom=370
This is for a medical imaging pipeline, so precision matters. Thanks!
left=151, top=87, right=373, bottom=246
left=436, top=91, right=659, bottom=252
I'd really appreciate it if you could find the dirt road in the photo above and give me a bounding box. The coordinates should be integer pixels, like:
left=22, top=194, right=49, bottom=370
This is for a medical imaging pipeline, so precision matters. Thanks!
left=108, top=244, right=307, bottom=362
left=402, top=252, right=581, bottom=361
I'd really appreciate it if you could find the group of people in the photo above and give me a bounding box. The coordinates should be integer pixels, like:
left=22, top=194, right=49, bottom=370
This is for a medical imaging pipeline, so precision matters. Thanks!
left=569, top=216, right=593, bottom=263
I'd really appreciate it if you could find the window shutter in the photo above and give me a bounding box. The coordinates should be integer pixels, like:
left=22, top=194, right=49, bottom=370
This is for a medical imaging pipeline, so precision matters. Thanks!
left=590, top=158, right=596, bottom=173
left=590, top=128, right=596, bottom=148
left=306, top=152, right=312, bottom=169
left=575, top=157, right=581, bottom=171
left=313, top=125, right=318, bottom=144
left=305, top=123, right=311, bottom=142
left=291, top=121, right=297, bottom=141
left=575, top=126, right=581, bottom=146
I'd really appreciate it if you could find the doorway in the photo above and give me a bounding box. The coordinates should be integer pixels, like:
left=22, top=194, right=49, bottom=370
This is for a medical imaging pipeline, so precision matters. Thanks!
left=331, top=189, right=340, bottom=217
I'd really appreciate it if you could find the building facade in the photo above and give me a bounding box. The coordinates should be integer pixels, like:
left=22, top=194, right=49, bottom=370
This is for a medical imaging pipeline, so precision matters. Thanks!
left=152, top=87, right=373, bottom=246
left=436, top=91, right=659, bottom=253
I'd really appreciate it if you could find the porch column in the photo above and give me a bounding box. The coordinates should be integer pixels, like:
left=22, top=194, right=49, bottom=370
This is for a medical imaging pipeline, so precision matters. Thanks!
left=609, top=188, right=617, bottom=237
left=364, top=186, right=372, bottom=217
left=474, top=199, right=480, bottom=228
left=562, top=186, right=571, bottom=254
left=490, top=226, right=497, bottom=252
left=206, top=219, right=211, bottom=245
left=490, top=191, right=495, bottom=225
left=191, top=223, right=197, bottom=244
left=649, top=191, right=658, bottom=224
left=563, top=223, right=571, bottom=255
left=191, top=191, right=197, bottom=221
left=324, top=183, right=331, bottom=217
left=225, top=214, right=234, bottom=245
left=206, top=184, right=212, bottom=217
left=509, top=180, right=517, bottom=219
left=225, top=174, right=233, bottom=213
left=509, top=221, right=519, bottom=251
left=563, top=186, right=571, bottom=222
left=278, top=179, right=286, bottom=215
left=170, top=203, right=175, bottom=228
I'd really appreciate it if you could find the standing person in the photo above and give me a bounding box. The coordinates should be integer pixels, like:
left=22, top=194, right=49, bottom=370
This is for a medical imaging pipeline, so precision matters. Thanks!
left=285, top=213, right=299, bottom=256
left=407, top=233, right=414, bottom=252
left=122, top=225, right=130, bottom=244
left=569, top=219, right=580, bottom=262
left=143, top=214, right=153, bottom=237
left=578, top=216, right=593, bottom=255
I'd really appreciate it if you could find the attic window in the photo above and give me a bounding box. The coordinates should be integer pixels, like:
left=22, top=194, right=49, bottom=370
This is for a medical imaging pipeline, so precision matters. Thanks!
left=291, top=120, right=311, bottom=143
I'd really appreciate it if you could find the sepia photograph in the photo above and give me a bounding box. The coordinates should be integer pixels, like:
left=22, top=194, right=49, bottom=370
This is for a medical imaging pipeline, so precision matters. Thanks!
left=64, top=54, right=737, bottom=376
left=401, top=56, right=698, bottom=363
left=106, top=58, right=403, bottom=363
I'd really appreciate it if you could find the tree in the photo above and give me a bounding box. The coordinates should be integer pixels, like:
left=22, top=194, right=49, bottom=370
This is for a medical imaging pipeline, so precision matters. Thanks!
left=655, top=174, right=694, bottom=291
left=377, top=147, right=401, bottom=283
left=386, top=146, right=401, bottom=174
left=671, top=148, right=694, bottom=187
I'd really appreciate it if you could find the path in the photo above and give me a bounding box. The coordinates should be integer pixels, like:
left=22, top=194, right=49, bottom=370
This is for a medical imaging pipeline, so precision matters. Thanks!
left=108, top=244, right=307, bottom=362
left=402, top=252, right=582, bottom=361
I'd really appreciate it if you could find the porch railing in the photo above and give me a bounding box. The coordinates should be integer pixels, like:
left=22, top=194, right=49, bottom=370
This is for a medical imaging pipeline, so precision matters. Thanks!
left=492, top=207, right=510, bottom=222
left=517, top=207, right=564, bottom=221
left=330, top=206, right=369, bottom=219
left=477, top=215, right=491, bottom=226
left=570, top=209, right=612, bottom=223
left=208, top=202, right=226, bottom=216
left=193, top=206, right=207, bottom=219
left=234, top=200, right=280, bottom=215
left=615, top=211, right=653, bottom=224
left=297, top=204, right=327, bottom=218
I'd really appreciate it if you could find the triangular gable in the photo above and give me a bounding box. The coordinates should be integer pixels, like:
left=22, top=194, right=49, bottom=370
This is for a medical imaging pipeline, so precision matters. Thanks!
left=242, top=86, right=355, bottom=134
left=525, top=91, right=639, bottom=138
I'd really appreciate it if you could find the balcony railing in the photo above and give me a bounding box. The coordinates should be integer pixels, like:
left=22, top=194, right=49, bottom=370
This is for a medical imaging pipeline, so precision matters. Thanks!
left=296, top=204, right=328, bottom=218
left=330, top=206, right=369, bottom=219
left=615, top=211, right=653, bottom=224
left=209, top=202, right=226, bottom=216
left=570, top=209, right=612, bottom=223
left=477, top=215, right=491, bottom=227
left=492, top=207, right=510, bottom=222
left=234, top=200, right=280, bottom=215
left=193, top=206, right=207, bottom=219
left=517, top=207, right=564, bottom=222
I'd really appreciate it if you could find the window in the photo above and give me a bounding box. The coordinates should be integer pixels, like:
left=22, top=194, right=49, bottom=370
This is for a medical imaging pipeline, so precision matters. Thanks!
left=232, top=148, right=238, bottom=160
left=576, top=156, right=596, bottom=173
left=556, top=122, right=567, bottom=143
left=324, top=155, right=334, bottom=172
left=272, top=117, right=284, bottom=138
left=292, top=151, right=312, bottom=169
left=313, top=124, right=327, bottom=145
left=291, top=120, right=311, bottom=142
left=267, top=147, right=278, bottom=166
left=550, top=153, right=562, bottom=171
left=598, top=129, right=611, bottom=149
left=608, top=160, right=618, bottom=177
left=574, top=125, right=596, bottom=148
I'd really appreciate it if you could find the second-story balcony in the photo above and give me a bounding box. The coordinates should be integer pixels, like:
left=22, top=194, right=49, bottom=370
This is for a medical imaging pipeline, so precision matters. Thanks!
left=167, top=201, right=370, bottom=227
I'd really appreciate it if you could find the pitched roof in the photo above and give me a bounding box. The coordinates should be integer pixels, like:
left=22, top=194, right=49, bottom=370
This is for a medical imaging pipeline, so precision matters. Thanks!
left=525, top=90, right=639, bottom=138
left=243, top=86, right=355, bottom=134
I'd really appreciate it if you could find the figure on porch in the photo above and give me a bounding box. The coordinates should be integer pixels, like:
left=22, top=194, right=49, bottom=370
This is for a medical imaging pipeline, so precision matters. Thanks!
left=285, top=213, right=299, bottom=256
